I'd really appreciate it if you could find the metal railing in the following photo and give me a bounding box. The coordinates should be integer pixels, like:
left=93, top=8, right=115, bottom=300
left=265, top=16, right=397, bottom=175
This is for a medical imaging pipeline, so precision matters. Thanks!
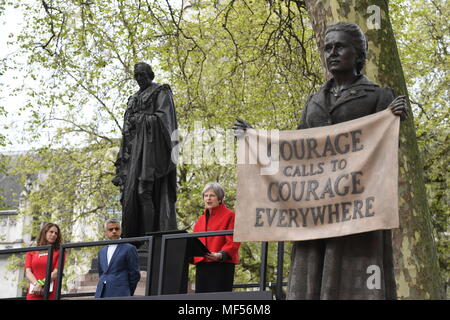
left=0, top=245, right=54, bottom=300
left=158, top=230, right=286, bottom=299
left=54, top=236, right=153, bottom=300
left=0, top=231, right=287, bottom=300
left=0, top=237, right=152, bottom=300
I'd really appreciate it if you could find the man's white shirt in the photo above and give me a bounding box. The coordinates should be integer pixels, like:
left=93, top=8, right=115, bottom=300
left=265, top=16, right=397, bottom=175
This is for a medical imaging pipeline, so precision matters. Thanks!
left=107, top=244, right=118, bottom=265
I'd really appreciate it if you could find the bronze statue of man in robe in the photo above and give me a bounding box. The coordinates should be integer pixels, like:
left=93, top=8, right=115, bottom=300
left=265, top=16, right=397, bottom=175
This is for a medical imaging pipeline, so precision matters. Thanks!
left=113, top=62, right=178, bottom=238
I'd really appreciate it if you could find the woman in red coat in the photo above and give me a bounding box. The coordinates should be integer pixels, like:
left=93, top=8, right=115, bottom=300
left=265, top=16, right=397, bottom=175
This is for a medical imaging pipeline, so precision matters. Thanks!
left=25, top=223, right=63, bottom=300
left=192, top=182, right=240, bottom=293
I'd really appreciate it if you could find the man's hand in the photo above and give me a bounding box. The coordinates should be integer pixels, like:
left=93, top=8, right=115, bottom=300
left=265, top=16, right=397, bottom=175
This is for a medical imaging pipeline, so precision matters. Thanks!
left=112, top=176, right=122, bottom=186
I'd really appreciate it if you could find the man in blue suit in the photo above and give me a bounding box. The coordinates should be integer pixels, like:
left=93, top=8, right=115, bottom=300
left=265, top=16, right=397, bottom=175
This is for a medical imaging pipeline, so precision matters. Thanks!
left=95, top=219, right=141, bottom=298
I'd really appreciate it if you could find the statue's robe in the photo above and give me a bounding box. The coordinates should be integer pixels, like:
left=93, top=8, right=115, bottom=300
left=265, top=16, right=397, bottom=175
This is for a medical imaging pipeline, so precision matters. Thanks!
left=113, top=83, right=178, bottom=238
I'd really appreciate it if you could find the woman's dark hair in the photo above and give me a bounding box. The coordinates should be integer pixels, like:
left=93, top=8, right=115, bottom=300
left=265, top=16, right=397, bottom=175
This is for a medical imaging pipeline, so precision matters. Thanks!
left=134, top=62, right=155, bottom=81
left=325, top=22, right=368, bottom=74
left=37, top=223, right=62, bottom=249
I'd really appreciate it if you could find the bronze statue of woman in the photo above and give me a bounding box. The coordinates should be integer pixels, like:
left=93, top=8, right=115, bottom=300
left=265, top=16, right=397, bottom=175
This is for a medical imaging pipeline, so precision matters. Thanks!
left=288, top=22, right=407, bottom=300
left=234, top=22, right=407, bottom=299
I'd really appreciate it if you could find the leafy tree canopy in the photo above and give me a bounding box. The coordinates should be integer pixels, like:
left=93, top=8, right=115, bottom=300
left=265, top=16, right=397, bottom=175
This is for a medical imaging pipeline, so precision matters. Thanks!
left=0, top=0, right=447, bottom=293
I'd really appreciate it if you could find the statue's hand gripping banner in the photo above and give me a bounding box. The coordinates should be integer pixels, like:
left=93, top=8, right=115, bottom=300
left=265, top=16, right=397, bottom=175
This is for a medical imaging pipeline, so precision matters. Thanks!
left=234, top=109, right=400, bottom=242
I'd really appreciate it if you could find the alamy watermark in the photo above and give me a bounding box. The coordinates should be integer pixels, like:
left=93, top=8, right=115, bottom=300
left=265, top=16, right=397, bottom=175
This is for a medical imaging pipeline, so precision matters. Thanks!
left=367, top=5, right=381, bottom=30
left=170, top=122, right=280, bottom=173
left=366, top=264, right=381, bottom=290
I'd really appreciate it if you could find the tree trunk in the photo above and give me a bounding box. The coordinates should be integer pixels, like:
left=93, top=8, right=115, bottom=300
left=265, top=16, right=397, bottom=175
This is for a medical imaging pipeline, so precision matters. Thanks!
left=301, top=0, right=444, bottom=299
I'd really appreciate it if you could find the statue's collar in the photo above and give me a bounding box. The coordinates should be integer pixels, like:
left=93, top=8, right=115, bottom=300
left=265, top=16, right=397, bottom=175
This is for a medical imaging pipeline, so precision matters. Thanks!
left=323, top=74, right=377, bottom=92
left=311, top=75, right=379, bottom=113
left=134, top=82, right=163, bottom=97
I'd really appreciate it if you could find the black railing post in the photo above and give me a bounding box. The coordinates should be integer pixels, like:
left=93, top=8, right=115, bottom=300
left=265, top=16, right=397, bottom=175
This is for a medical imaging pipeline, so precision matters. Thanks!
left=157, top=235, right=167, bottom=295
left=259, top=242, right=268, bottom=291
left=275, top=241, right=285, bottom=300
left=43, top=245, right=54, bottom=300
left=145, top=237, right=153, bottom=296
left=55, top=245, right=66, bottom=300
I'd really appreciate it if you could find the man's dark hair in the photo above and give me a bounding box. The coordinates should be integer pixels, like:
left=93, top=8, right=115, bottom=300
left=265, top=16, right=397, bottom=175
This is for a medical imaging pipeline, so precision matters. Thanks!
left=134, top=62, right=155, bottom=81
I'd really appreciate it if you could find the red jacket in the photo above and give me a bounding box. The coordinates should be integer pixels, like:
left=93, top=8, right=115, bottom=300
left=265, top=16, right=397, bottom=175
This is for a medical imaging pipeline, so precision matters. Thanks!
left=192, top=203, right=240, bottom=264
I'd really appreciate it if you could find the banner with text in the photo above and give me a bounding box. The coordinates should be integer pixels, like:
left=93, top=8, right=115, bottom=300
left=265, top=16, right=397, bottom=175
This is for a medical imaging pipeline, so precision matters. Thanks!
left=235, top=109, right=400, bottom=242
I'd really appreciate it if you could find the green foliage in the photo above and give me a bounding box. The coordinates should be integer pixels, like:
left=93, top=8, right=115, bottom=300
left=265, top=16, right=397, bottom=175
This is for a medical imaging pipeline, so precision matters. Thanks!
left=390, top=0, right=449, bottom=290
left=1, top=0, right=447, bottom=294
left=0, top=0, right=8, bottom=207
left=13, top=143, right=120, bottom=240
left=5, top=253, right=28, bottom=296
left=2, top=0, right=321, bottom=292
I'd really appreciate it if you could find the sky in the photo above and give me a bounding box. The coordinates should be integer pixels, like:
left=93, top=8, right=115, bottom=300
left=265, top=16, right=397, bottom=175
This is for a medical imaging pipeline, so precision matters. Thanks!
left=0, top=0, right=185, bottom=154
left=0, top=4, right=43, bottom=154
left=0, top=3, right=101, bottom=154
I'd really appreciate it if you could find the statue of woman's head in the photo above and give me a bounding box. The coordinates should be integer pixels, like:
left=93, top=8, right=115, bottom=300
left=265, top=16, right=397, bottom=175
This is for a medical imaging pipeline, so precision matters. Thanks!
left=325, top=22, right=368, bottom=74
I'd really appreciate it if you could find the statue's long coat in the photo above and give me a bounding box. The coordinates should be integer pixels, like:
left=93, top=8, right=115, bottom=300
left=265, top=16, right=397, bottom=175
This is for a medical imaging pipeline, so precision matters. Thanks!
left=114, top=83, right=178, bottom=238
left=288, top=75, right=397, bottom=300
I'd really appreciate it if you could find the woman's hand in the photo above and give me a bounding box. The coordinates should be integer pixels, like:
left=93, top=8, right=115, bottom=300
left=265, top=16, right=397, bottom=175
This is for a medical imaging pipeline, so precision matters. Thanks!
left=232, top=118, right=253, bottom=138
left=26, top=268, right=44, bottom=295
left=32, top=283, right=44, bottom=295
left=51, top=269, right=58, bottom=281
left=388, top=95, right=408, bottom=120
left=205, top=252, right=222, bottom=262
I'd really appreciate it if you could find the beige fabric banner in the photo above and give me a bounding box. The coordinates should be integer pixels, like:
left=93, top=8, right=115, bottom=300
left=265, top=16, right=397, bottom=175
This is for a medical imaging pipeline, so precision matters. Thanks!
left=235, top=109, right=400, bottom=242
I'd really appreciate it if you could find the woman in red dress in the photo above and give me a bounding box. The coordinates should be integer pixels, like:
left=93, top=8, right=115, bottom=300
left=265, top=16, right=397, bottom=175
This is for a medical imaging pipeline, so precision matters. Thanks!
left=192, top=182, right=241, bottom=293
left=25, top=223, right=63, bottom=300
